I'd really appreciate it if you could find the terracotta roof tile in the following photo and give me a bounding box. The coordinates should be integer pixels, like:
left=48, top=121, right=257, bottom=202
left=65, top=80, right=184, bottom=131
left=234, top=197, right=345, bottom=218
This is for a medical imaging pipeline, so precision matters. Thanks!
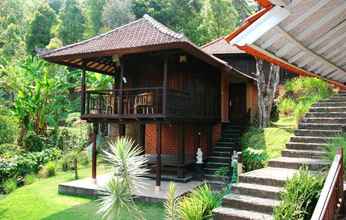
left=201, top=37, right=245, bottom=55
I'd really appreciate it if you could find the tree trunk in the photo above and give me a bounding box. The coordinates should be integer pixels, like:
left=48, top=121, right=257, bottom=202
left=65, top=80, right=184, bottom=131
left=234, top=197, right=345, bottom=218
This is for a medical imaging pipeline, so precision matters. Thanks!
left=74, top=158, right=78, bottom=180
left=256, top=59, right=280, bottom=128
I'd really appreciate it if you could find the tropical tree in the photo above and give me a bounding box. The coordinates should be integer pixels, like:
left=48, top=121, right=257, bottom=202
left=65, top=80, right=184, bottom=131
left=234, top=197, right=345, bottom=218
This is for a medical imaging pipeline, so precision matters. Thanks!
left=199, top=0, right=239, bottom=43
left=58, top=0, right=86, bottom=45
left=86, top=0, right=106, bottom=36
left=26, top=3, right=56, bottom=54
left=132, top=0, right=204, bottom=45
left=102, top=0, right=135, bottom=30
left=98, top=137, right=148, bottom=220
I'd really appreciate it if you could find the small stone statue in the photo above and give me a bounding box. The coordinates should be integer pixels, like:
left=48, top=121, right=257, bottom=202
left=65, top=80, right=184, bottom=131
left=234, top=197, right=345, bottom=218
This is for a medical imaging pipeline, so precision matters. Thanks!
left=196, top=147, right=203, bottom=164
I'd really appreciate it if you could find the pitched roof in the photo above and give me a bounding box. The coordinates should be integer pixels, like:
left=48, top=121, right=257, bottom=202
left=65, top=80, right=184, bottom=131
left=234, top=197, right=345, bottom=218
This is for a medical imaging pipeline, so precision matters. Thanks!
left=40, top=14, right=236, bottom=76
left=225, top=0, right=346, bottom=90
left=201, top=37, right=245, bottom=55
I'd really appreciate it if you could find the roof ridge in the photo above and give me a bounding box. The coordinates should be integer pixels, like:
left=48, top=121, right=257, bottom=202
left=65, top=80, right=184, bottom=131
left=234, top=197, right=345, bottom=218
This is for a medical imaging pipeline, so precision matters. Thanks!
left=200, top=37, right=225, bottom=49
left=41, top=18, right=145, bottom=57
left=143, top=14, right=185, bottom=40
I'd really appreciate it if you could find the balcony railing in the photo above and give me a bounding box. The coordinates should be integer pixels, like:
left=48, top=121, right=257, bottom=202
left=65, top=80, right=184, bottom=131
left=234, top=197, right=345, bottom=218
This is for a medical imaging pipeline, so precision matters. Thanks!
left=82, top=87, right=192, bottom=119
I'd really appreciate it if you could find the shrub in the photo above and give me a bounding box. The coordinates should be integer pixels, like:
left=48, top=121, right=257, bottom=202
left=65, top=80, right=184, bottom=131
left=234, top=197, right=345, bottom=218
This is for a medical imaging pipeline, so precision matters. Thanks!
left=277, top=98, right=296, bottom=116
left=0, top=148, right=61, bottom=183
left=24, top=174, right=36, bottom=185
left=23, top=131, right=46, bottom=152
left=38, top=162, right=56, bottom=178
left=324, top=133, right=346, bottom=173
left=0, top=143, right=22, bottom=159
left=65, top=112, right=81, bottom=127
left=177, top=184, right=220, bottom=220
left=46, top=161, right=56, bottom=177
left=3, top=178, right=17, bottom=194
left=274, top=167, right=324, bottom=220
left=242, top=147, right=268, bottom=172
left=241, top=127, right=268, bottom=172
left=278, top=77, right=333, bottom=122
left=0, top=114, right=18, bottom=145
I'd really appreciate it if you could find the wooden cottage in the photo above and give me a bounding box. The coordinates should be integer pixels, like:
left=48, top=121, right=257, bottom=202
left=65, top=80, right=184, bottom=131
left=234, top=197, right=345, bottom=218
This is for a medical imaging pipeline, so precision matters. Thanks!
left=40, top=15, right=257, bottom=186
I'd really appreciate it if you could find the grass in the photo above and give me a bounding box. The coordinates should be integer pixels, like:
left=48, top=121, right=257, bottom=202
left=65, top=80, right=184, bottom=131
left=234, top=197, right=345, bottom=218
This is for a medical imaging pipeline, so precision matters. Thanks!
left=0, top=164, right=164, bottom=220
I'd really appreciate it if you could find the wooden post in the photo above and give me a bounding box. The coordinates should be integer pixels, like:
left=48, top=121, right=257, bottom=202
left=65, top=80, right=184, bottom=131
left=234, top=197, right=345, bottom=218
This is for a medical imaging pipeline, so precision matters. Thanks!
left=156, top=123, right=162, bottom=188
left=119, top=124, right=125, bottom=136
left=177, top=123, right=185, bottom=178
left=138, top=123, right=145, bottom=154
left=92, top=123, right=98, bottom=180
left=162, top=57, right=168, bottom=115
left=113, top=68, right=117, bottom=114
left=118, top=59, right=124, bottom=115
left=81, top=68, right=86, bottom=115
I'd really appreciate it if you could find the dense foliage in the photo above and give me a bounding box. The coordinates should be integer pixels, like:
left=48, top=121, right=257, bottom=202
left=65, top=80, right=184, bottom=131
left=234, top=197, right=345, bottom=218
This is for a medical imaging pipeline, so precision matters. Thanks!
left=165, top=183, right=222, bottom=220
left=274, top=167, right=324, bottom=220
left=324, top=133, right=346, bottom=175
left=277, top=77, right=334, bottom=123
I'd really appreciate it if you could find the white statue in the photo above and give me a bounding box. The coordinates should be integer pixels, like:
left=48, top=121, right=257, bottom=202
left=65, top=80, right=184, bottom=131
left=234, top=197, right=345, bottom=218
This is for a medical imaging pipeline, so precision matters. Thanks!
left=196, top=148, right=203, bottom=164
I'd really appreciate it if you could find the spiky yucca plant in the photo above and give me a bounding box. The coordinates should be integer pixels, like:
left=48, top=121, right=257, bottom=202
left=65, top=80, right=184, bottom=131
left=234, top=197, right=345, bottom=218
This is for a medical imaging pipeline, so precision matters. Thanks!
left=165, top=182, right=179, bottom=220
left=98, top=137, right=148, bottom=220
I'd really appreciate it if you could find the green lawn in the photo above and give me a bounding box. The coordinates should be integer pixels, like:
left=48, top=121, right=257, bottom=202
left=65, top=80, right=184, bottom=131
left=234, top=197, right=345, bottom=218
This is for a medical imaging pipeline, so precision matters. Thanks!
left=0, top=165, right=164, bottom=220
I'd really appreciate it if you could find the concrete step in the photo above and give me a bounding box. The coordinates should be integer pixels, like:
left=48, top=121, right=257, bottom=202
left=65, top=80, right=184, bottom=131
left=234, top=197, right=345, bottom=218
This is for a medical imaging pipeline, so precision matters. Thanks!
left=302, top=117, right=346, bottom=124
left=294, top=129, right=341, bottom=137
left=290, top=136, right=333, bottom=144
left=286, top=142, right=327, bottom=151
left=314, top=102, right=346, bottom=107
left=298, top=123, right=342, bottom=130
left=204, top=167, right=219, bottom=174
left=205, top=161, right=229, bottom=168
left=208, top=156, right=230, bottom=163
left=306, top=112, right=346, bottom=118
left=282, top=149, right=327, bottom=159
left=319, top=98, right=346, bottom=102
left=310, top=107, right=346, bottom=113
left=239, top=167, right=297, bottom=187
left=213, top=207, right=274, bottom=220
left=268, top=157, right=329, bottom=171
left=213, top=147, right=235, bottom=152
left=232, top=183, right=282, bottom=200
left=205, top=174, right=229, bottom=182
left=211, top=151, right=231, bottom=157
left=216, top=141, right=238, bottom=146
left=222, top=194, right=279, bottom=214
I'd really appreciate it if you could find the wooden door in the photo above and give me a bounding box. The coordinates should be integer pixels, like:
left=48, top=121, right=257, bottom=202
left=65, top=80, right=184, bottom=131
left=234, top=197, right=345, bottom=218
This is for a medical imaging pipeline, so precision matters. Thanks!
left=229, top=83, right=247, bottom=123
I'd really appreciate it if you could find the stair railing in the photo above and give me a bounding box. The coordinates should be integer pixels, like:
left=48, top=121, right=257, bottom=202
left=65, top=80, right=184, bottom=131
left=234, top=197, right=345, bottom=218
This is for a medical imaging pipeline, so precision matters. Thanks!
left=311, top=148, right=344, bottom=220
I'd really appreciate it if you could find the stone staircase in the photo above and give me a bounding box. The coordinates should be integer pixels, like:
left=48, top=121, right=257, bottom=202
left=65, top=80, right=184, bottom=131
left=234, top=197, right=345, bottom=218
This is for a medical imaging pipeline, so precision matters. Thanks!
left=205, top=123, right=242, bottom=185
left=213, top=92, right=346, bottom=220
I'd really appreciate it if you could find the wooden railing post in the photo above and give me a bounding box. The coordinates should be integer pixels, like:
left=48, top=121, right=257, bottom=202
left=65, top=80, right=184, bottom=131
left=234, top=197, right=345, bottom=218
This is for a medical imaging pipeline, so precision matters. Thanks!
left=162, top=57, right=168, bottom=115
left=81, top=67, right=86, bottom=115
left=311, top=147, right=344, bottom=220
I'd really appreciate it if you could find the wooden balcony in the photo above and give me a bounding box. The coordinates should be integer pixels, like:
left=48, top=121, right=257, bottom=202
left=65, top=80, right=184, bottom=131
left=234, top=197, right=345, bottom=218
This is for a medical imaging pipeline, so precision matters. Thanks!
left=81, top=87, right=195, bottom=121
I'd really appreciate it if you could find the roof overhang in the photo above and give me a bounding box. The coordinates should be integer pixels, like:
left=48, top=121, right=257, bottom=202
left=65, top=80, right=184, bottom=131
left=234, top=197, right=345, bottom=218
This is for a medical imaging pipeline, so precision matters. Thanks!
left=225, top=0, right=346, bottom=90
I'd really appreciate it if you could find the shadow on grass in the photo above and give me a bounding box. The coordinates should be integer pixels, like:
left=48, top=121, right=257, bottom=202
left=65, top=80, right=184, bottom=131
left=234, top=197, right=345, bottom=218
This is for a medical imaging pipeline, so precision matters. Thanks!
left=41, top=200, right=165, bottom=220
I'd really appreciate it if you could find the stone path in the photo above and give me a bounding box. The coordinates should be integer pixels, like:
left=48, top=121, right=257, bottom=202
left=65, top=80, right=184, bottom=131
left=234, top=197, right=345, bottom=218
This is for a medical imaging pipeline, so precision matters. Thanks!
left=213, top=92, right=346, bottom=220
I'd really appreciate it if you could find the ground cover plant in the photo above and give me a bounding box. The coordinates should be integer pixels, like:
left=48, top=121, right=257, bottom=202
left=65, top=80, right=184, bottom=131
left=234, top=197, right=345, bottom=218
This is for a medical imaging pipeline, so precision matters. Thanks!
left=324, top=133, right=346, bottom=179
left=277, top=77, right=334, bottom=123
left=274, top=167, right=324, bottom=220
left=241, top=123, right=293, bottom=172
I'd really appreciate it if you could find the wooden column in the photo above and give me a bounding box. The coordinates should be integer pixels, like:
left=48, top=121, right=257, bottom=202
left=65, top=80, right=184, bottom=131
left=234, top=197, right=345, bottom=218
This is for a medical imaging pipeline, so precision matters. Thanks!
left=162, top=57, right=168, bottom=115
left=156, top=123, right=162, bottom=187
left=92, top=123, right=98, bottom=180
left=177, top=123, right=185, bottom=178
left=118, top=59, right=124, bottom=115
left=112, top=68, right=117, bottom=114
left=138, top=123, right=145, bottom=154
left=118, top=124, right=125, bottom=136
left=81, top=68, right=86, bottom=115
